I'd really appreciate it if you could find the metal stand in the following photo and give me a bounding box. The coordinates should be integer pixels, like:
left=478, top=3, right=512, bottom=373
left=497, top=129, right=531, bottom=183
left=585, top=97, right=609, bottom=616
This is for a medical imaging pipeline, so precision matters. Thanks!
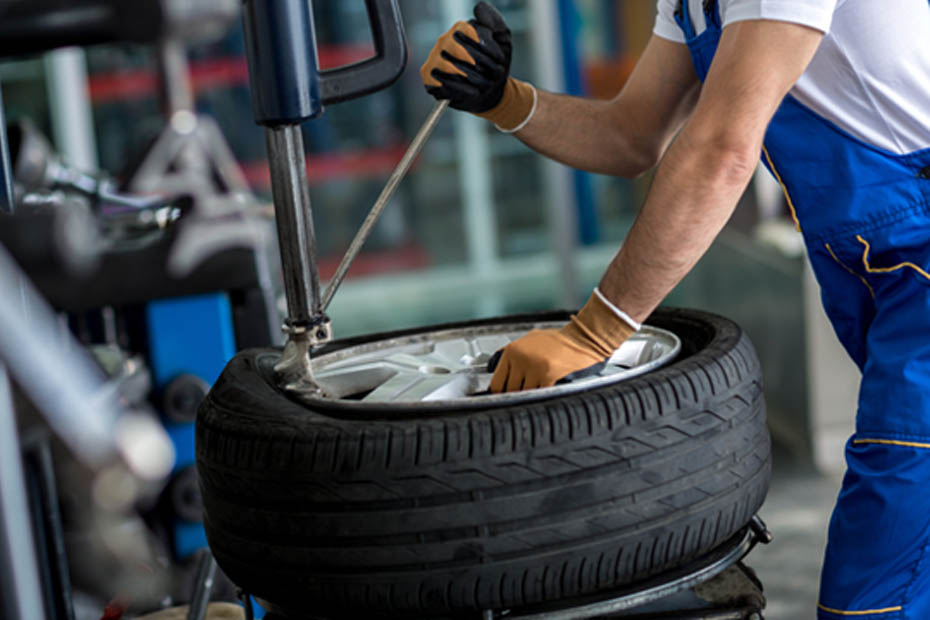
left=237, top=588, right=256, bottom=620
left=21, top=431, right=76, bottom=620
left=124, top=33, right=249, bottom=199
left=255, top=517, right=771, bottom=620
left=494, top=519, right=771, bottom=620
left=0, top=365, right=47, bottom=620
left=187, top=550, right=218, bottom=620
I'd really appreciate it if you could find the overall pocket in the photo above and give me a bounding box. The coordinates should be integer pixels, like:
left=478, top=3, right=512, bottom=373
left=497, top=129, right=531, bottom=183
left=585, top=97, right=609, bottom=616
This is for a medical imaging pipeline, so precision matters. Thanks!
left=854, top=229, right=930, bottom=287
left=807, top=239, right=876, bottom=369
left=826, top=211, right=930, bottom=437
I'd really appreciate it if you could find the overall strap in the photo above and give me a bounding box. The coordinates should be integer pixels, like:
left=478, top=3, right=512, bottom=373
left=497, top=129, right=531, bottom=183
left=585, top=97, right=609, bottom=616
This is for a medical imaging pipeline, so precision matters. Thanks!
left=675, top=0, right=698, bottom=39
left=703, top=0, right=722, bottom=29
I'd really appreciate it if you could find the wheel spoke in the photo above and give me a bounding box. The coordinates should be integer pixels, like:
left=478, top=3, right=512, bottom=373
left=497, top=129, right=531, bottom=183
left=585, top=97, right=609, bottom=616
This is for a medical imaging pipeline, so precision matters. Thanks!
left=315, top=363, right=397, bottom=399
left=381, top=353, right=446, bottom=371
left=359, top=372, right=425, bottom=402
left=609, top=339, right=649, bottom=368
left=361, top=372, right=468, bottom=402
left=411, top=373, right=472, bottom=401
left=431, top=339, right=472, bottom=365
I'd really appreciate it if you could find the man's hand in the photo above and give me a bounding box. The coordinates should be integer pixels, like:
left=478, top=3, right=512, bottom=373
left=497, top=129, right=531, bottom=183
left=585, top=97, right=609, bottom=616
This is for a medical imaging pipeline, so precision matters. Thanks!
left=419, top=2, right=535, bottom=131
left=490, top=290, right=637, bottom=392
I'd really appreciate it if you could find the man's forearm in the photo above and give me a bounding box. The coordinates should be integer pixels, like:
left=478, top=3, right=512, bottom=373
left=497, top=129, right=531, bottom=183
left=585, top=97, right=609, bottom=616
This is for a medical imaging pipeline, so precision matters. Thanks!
left=598, top=128, right=759, bottom=322
left=513, top=91, right=657, bottom=178
left=597, top=19, right=823, bottom=323
left=509, top=35, right=700, bottom=179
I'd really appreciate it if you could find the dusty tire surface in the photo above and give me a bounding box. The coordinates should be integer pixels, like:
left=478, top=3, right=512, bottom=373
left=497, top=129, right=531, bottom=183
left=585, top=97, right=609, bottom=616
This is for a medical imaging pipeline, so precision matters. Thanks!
left=196, top=308, right=770, bottom=618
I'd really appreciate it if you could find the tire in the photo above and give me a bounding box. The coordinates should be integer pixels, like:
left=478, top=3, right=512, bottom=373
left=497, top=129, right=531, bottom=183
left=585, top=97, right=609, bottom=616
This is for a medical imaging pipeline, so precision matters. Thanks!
left=196, top=308, right=770, bottom=618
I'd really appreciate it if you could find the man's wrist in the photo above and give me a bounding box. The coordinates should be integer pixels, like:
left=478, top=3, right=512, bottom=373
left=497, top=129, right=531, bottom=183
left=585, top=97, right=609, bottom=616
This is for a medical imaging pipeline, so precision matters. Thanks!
left=593, top=287, right=641, bottom=331
left=564, top=290, right=637, bottom=359
left=477, top=78, right=537, bottom=132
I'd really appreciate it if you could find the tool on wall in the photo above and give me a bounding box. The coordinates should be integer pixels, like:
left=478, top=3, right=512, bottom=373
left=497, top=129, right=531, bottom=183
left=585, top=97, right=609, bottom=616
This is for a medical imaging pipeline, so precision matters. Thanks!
left=241, top=0, right=447, bottom=398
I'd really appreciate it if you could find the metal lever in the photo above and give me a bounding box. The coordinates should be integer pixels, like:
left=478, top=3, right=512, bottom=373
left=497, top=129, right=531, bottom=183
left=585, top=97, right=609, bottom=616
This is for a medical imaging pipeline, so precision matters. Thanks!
left=321, top=100, right=448, bottom=310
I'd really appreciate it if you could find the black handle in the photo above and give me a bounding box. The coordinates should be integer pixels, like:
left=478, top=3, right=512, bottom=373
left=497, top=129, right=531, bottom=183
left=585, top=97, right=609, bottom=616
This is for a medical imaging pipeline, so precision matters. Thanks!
left=243, top=0, right=407, bottom=125
left=320, top=0, right=408, bottom=104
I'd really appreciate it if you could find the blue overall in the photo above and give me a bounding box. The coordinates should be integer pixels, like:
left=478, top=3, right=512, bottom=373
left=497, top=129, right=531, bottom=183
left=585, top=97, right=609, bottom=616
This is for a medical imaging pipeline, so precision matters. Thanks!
left=675, top=2, right=930, bottom=617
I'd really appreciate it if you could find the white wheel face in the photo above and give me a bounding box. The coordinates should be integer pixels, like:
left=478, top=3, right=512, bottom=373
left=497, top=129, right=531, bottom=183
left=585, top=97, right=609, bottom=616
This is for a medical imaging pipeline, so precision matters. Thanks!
left=302, top=321, right=681, bottom=409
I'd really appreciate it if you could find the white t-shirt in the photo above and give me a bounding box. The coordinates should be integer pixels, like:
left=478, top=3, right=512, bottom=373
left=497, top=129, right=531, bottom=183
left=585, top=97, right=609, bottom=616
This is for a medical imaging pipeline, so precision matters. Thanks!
left=654, top=0, right=930, bottom=154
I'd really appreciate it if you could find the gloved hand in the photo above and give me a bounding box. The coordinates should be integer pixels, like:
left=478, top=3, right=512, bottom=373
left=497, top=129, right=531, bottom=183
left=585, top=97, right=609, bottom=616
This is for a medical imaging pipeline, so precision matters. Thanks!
left=420, top=1, right=537, bottom=132
left=490, top=290, right=639, bottom=393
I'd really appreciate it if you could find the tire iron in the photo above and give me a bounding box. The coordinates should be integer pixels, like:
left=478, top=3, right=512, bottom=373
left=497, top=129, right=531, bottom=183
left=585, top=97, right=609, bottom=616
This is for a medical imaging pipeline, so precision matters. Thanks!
left=321, top=99, right=448, bottom=311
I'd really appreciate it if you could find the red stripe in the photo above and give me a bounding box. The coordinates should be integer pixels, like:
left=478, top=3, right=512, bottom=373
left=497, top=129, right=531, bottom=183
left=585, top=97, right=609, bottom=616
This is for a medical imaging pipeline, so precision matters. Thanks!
left=88, top=46, right=374, bottom=104
left=317, top=244, right=430, bottom=280
left=239, top=144, right=410, bottom=188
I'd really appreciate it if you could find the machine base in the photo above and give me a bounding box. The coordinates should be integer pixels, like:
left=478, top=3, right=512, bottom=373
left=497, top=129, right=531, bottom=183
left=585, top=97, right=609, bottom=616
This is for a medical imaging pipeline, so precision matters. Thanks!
left=255, top=517, right=770, bottom=620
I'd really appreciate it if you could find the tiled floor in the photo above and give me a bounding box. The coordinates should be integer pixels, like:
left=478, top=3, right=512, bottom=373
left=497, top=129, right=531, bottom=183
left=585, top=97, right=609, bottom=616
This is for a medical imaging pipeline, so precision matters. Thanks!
left=750, top=452, right=844, bottom=620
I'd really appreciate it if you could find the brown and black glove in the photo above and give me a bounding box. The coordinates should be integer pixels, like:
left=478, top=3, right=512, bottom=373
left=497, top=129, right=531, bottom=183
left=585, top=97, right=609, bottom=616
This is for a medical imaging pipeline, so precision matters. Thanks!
left=489, top=290, right=639, bottom=393
left=420, top=1, right=536, bottom=132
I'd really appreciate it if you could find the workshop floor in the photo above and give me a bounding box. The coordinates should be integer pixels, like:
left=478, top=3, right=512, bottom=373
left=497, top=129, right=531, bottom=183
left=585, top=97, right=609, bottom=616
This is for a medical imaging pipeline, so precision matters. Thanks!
left=751, top=448, right=845, bottom=620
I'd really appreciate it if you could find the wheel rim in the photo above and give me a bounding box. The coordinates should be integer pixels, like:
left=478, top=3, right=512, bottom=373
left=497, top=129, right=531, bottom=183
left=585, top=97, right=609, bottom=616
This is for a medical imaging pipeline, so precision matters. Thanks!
left=290, top=320, right=681, bottom=410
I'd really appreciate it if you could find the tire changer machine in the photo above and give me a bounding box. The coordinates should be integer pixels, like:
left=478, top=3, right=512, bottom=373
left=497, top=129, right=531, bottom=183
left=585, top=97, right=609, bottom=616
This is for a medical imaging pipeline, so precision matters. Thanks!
left=234, top=2, right=773, bottom=618
left=0, top=0, right=773, bottom=618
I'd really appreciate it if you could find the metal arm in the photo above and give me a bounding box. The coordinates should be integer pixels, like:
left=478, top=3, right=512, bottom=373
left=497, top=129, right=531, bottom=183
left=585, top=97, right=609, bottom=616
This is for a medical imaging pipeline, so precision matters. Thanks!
left=240, top=0, right=408, bottom=397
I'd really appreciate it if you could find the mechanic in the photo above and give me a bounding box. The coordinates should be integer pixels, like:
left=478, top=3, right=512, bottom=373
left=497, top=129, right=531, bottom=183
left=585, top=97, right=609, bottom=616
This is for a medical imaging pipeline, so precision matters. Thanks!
left=421, top=1, right=930, bottom=618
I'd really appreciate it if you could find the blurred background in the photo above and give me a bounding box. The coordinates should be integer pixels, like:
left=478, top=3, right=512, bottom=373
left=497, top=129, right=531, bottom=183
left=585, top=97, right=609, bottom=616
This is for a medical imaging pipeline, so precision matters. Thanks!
left=0, top=1, right=858, bottom=616
left=1, top=0, right=846, bottom=463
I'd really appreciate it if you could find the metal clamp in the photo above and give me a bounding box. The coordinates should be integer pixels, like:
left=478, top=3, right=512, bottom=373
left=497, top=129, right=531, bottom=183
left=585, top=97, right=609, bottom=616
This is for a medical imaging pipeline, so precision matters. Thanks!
left=749, top=515, right=774, bottom=545
left=273, top=319, right=334, bottom=397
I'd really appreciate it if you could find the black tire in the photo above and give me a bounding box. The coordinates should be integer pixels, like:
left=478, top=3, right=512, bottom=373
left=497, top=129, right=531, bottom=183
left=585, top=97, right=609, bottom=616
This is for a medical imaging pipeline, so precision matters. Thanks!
left=196, top=308, right=770, bottom=619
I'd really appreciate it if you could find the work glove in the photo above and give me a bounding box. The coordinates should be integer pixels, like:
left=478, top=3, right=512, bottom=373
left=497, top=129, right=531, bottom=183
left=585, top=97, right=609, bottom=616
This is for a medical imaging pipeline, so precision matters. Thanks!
left=420, top=1, right=537, bottom=132
left=489, top=289, right=640, bottom=393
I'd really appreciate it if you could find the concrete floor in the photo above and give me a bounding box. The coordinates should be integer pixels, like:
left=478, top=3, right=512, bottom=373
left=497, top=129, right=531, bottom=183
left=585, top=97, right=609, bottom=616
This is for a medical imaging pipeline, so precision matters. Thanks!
left=750, top=450, right=845, bottom=620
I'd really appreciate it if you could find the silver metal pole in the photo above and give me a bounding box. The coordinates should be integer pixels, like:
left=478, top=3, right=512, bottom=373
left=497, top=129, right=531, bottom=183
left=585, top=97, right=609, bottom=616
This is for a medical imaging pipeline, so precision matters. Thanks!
left=266, top=125, right=323, bottom=327
left=530, top=2, right=579, bottom=307
left=441, top=0, right=500, bottom=319
left=187, top=552, right=218, bottom=620
left=44, top=47, right=99, bottom=171
left=321, top=100, right=448, bottom=310
left=0, top=364, right=47, bottom=620
left=0, top=83, right=15, bottom=213
left=0, top=243, right=174, bottom=478
left=157, top=38, right=196, bottom=116
left=265, top=124, right=329, bottom=396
